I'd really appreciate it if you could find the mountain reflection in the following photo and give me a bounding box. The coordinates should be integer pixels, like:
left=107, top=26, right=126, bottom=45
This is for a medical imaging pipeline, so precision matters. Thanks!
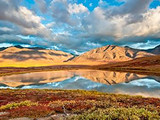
left=0, top=70, right=159, bottom=87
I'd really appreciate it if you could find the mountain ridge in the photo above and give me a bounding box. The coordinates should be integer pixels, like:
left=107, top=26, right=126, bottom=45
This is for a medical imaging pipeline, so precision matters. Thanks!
left=144, top=45, right=160, bottom=54
left=70, top=45, right=156, bottom=63
left=0, top=45, right=159, bottom=67
left=0, top=46, right=73, bottom=67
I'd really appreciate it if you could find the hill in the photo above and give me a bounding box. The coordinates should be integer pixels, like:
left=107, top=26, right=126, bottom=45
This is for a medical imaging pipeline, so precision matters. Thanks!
left=96, top=55, right=160, bottom=75
left=70, top=45, right=154, bottom=63
left=0, top=46, right=73, bottom=67
left=145, top=45, right=160, bottom=54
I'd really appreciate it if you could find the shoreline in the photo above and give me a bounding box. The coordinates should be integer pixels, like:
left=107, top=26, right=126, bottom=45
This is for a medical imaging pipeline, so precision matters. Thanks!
left=0, top=55, right=159, bottom=77
left=0, top=64, right=160, bottom=77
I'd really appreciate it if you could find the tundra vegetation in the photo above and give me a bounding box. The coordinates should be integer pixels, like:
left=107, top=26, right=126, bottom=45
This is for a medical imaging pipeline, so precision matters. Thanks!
left=0, top=89, right=159, bottom=119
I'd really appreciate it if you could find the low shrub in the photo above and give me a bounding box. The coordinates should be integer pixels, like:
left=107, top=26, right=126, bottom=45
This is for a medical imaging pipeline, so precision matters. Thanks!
left=68, top=107, right=160, bottom=120
left=0, top=100, right=38, bottom=110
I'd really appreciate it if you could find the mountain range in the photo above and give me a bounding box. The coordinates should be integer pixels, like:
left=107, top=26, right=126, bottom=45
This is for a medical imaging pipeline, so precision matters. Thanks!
left=0, top=45, right=159, bottom=67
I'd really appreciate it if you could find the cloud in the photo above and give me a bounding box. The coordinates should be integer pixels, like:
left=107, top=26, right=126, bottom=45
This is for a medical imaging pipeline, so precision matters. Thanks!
left=0, top=34, right=54, bottom=48
left=0, top=0, right=160, bottom=52
left=17, top=7, right=52, bottom=38
left=46, top=22, right=55, bottom=28
left=123, top=7, right=160, bottom=37
left=0, top=34, right=31, bottom=45
left=126, top=40, right=160, bottom=50
left=82, top=7, right=117, bottom=39
left=35, top=0, right=47, bottom=13
left=0, top=0, right=39, bottom=28
left=109, top=0, right=153, bottom=15
left=81, top=0, right=160, bottom=44
left=68, top=3, right=88, bottom=14
left=50, top=0, right=88, bottom=26
left=0, top=27, right=14, bottom=35
left=0, top=27, right=13, bottom=32
left=0, top=0, right=51, bottom=38
left=50, top=0, right=76, bottom=26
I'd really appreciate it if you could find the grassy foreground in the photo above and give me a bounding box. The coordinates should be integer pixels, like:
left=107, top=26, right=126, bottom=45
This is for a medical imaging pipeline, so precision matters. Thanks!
left=0, top=89, right=159, bottom=120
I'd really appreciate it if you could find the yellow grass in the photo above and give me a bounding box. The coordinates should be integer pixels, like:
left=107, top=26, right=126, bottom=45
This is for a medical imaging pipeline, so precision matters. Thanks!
left=0, top=60, right=107, bottom=67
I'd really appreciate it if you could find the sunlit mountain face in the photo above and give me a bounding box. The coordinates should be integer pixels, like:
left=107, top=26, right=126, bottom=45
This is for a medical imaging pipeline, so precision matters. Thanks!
left=0, top=0, right=160, bottom=55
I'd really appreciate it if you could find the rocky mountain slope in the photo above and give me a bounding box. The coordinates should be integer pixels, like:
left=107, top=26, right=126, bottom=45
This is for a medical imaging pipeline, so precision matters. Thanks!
left=71, top=45, right=154, bottom=63
left=0, top=46, right=73, bottom=67
left=145, top=45, right=160, bottom=54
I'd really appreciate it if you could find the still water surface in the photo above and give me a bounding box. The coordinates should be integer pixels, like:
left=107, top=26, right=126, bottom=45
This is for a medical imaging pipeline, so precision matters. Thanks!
left=0, top=70, right=160, bottom=98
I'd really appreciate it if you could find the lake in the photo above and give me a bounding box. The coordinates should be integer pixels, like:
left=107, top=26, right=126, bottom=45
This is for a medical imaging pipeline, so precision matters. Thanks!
left=0, top=70, right=160, bottom=98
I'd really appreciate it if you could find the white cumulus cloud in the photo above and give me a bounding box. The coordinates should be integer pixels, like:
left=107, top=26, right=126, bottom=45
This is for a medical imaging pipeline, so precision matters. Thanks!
left=68, top=3, right=88, bottom=14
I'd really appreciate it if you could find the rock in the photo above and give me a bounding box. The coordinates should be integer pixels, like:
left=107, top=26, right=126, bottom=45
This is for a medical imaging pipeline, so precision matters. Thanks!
left=9, top=117, right=34, bottom=120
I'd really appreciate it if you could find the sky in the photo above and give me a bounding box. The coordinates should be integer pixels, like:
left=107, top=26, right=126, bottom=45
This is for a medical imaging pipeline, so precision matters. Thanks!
left=0, top=0, right=160, bottom=54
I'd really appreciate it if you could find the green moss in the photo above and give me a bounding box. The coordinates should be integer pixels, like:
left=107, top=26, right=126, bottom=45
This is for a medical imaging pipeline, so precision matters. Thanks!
left=0, top=100, right=38, bottom=110
left=68, top=107, right=160, bottom=120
